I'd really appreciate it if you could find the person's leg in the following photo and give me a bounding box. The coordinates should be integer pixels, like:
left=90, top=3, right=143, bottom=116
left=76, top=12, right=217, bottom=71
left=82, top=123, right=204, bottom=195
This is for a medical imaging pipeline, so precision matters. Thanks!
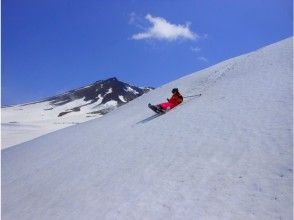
left=159, top=102, right=174, bottom=110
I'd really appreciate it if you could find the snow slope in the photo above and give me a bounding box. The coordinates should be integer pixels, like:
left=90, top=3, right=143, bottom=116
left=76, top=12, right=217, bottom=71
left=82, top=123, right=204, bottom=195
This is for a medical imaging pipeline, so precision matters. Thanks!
left=2, top=38, right=293, bottom=220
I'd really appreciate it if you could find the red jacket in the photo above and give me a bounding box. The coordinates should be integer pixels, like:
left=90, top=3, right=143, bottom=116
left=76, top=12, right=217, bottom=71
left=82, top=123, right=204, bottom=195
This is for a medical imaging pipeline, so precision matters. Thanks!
left=168, top=92, right=183, bottom=106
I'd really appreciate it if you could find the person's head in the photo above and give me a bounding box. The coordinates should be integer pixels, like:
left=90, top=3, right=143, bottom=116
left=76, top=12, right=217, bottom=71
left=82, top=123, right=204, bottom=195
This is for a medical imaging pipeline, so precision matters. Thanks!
left=172, top=88, right=179, bottom=94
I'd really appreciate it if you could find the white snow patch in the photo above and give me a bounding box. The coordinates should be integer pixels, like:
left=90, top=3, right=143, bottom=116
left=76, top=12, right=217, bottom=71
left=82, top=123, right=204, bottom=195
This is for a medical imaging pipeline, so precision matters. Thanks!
left=125, top=86, right=139, bottom=95
left=1, top=98, right=100, bottom=149
left=119, top=95, right=127, bottom=102
left=105, top=88, right=113, bottom=95
left=104, top=100, right=117, bottom=108
left=94, top=94, right=103, bottom=105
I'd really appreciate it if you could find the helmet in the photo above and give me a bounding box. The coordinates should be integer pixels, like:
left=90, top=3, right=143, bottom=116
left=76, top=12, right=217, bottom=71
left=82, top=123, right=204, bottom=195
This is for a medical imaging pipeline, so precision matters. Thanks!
left=172, top=88, right=179, bottom=94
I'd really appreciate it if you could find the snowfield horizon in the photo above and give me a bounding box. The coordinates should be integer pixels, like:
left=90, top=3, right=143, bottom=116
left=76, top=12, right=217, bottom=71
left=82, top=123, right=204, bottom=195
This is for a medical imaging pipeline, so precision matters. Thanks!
left=2, top=37, right=293, bottom=219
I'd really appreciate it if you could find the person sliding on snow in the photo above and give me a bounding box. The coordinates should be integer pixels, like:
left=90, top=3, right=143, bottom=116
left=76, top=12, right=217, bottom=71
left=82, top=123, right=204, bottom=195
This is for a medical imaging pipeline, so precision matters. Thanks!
left=148, top=88, right=183, bottom=113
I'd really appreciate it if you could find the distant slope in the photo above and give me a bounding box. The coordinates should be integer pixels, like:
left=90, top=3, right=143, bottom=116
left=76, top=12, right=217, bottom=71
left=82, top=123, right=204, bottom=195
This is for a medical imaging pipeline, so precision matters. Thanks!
left=2, top=38, right=292, bottom=220
left=1, top=77, right=153, bottom=149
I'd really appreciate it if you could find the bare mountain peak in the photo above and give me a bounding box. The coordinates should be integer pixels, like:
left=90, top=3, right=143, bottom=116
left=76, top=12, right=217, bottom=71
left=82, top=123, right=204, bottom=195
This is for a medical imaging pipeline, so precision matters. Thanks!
left=8, top=76, right=153, bottom=119
left=31, top=77, right=154, bottom=117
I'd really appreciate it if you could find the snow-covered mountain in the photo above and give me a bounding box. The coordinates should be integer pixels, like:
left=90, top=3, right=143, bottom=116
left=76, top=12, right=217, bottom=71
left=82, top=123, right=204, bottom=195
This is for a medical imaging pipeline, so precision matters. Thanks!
left=1, top=77, right=153, bottom=148
left=41, top=77, right=152, bottom=117
left=2, top=38, right=293, bottom=220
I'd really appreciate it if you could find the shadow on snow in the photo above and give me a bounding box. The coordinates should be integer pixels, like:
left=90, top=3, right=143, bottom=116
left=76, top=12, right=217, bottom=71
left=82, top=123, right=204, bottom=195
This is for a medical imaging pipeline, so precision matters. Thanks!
left=136, top=113, right=164, bottom=124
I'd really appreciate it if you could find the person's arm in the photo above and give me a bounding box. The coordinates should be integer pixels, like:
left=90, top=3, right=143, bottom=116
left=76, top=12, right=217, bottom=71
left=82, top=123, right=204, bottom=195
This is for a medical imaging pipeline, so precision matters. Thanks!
left=179, top=94, right=183, bottom=101
left=167, top=94, right=175, bottom=102
left=168, top=94, right=177, bottom=103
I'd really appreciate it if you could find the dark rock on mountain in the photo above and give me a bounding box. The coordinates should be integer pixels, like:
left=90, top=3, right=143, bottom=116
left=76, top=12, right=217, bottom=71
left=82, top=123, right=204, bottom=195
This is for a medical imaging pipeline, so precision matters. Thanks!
left=43, top=77, right=153, bottom=117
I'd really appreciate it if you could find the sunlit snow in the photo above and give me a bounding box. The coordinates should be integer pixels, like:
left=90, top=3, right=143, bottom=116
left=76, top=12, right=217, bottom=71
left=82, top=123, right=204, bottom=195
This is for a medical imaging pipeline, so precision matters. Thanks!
left=2, top=38, right=292, bottom=220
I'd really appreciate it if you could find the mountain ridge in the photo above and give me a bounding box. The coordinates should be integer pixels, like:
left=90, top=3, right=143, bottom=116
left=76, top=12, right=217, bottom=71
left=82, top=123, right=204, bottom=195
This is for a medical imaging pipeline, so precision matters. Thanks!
left=15, top=77, right=153, bottom=107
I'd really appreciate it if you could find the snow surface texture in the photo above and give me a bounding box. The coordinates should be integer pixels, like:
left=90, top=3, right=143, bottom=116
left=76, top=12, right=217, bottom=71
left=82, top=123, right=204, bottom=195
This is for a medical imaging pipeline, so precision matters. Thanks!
left=1, top=99, right=104, bottom=149
left=2, top=38, right=293, bottom=220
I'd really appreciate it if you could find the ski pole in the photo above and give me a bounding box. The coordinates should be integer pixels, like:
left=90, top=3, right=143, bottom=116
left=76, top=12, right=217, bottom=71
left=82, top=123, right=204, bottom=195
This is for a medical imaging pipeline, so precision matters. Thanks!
left=183, top=94, right=202, bottom=98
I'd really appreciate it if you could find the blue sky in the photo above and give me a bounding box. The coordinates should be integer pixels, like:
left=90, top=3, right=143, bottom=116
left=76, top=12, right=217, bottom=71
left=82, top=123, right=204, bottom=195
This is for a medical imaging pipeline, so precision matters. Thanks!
left=2, top=0, right=293, bottom=105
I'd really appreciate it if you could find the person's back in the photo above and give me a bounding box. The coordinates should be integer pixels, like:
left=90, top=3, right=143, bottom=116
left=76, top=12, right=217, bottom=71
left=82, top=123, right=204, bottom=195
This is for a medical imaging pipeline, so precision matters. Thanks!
left=168, top=89, right=183, bottom=106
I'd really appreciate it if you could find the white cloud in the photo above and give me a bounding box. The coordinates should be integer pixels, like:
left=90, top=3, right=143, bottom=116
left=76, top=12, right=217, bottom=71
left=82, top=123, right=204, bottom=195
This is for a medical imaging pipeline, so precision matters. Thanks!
left=132, top=14, right=197, bottom=41
left=197, top=56, right=208, bottom=63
